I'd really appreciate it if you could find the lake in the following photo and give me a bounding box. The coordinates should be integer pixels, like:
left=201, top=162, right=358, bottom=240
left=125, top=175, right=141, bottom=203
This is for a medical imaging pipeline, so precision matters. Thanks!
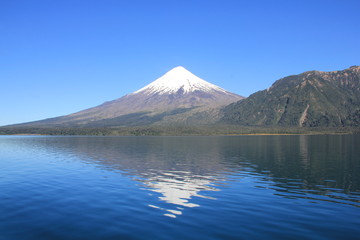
left=0, top=135, right=359, bottom=239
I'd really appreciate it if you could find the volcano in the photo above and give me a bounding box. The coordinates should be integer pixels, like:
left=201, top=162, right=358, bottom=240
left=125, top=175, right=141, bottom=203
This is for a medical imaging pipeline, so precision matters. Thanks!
left=14, top=66, right=244, bottom=127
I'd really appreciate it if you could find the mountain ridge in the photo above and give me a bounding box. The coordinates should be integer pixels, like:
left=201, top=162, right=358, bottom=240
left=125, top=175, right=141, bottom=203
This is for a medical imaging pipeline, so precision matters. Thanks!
left=4, top=65, right=360, bottom=131
left=222, top=65, right=360, bottom=127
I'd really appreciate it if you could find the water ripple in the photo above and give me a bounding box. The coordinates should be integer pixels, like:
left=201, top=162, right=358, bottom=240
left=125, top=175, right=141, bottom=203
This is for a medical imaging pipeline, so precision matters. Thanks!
left=1, top=135, right=360, bottom=239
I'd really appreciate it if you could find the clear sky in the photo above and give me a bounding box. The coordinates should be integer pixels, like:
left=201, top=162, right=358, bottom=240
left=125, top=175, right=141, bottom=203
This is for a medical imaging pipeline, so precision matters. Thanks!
left=1, top=0, right=359, bottom=126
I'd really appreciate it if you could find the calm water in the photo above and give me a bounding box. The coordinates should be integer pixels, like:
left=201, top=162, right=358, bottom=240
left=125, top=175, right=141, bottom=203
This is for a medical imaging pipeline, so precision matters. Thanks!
left=0, top=135, right=359, bottom=240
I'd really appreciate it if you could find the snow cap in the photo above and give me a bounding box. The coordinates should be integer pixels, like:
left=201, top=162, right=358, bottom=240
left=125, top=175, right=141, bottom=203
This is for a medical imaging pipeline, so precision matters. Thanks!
left=133, top=66, right=228, bottom=95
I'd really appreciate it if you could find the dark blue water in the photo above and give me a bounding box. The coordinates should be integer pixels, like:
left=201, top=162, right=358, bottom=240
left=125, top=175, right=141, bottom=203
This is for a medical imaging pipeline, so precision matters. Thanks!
left=0, top=135, right=359, bottom=239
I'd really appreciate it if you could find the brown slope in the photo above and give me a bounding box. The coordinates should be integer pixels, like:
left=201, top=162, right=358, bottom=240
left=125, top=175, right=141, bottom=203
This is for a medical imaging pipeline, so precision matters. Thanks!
left=222, top=66, right=360, bottom=127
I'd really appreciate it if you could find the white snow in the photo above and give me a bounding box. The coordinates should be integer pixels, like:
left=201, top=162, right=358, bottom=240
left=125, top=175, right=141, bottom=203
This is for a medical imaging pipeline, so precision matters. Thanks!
left=133, top=66, right=229, bottom=95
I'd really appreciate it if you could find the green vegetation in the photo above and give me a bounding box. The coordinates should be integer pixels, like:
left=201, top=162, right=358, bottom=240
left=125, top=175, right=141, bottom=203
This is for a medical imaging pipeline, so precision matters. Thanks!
left=3, top=66, right=360, bottom=135
left=222, top=66, right=360, bottom=127
left=0, top=125, right=358, bottom=136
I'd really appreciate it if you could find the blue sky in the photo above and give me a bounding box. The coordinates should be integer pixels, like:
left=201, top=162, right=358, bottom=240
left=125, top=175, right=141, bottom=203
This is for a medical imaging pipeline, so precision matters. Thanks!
left=1, top=0, right=359, bottom=126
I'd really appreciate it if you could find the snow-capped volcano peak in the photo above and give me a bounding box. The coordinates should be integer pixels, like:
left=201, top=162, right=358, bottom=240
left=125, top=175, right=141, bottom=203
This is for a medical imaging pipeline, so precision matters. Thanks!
left=13, top=66, right=244, bottom=128
left=133, top=66, right=229, bottom=95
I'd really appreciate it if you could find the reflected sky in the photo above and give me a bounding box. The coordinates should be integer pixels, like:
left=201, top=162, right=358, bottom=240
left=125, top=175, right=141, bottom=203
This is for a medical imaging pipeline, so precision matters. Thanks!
left=1, top=136, right=233, bottom=217
left=2, top=134, right=360, bottom=217
left=2, top=135, right=360, bottom=240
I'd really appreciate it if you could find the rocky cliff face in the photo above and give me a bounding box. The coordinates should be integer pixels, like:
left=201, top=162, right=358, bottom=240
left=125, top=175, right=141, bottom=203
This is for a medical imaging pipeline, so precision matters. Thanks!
left=222, top=66, right=360, bottom=127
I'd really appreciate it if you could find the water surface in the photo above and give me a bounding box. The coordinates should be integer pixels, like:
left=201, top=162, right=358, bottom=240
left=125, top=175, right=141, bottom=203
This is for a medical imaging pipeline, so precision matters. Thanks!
left=0, top=135, right=359, bottom=239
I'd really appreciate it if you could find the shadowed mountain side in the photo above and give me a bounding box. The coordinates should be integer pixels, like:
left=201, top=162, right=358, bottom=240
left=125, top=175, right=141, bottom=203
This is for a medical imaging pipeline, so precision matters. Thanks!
left=77, top=108, right=198, bottom=127
left=63, top=90, right=240, bottom=125
left=10, top=106, right=227, bottom=128
left=222, top=66, right=360, bottom=127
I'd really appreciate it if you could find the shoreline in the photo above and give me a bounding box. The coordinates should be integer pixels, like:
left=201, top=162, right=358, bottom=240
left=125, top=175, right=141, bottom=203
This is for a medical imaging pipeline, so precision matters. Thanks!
left=0, top=125, right=358, bottom=136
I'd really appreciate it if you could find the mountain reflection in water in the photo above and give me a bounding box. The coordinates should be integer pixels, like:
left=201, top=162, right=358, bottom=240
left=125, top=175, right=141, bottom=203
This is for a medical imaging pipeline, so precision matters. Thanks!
left=1, top=135, right=360, bottom=239
left=26, top=136, right=232, bottom=217
left=145, top=171, right=218, bottom=218
left=16, top=135, right=359, bottom=213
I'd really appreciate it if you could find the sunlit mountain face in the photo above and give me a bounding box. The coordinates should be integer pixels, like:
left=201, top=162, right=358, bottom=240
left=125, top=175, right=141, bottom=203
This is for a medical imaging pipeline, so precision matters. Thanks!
left=11, top=66, right=243, bottom=128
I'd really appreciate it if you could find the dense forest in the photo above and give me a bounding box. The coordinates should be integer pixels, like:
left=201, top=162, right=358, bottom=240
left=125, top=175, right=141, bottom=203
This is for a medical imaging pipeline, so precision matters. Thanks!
left=0, top=125, right=358, bottom=136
